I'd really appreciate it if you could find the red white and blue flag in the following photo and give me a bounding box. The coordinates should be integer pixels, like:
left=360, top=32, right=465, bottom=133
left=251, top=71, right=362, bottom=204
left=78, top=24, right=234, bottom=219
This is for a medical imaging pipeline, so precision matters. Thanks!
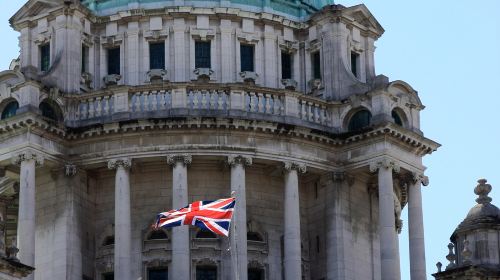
left=153, top=197, right=236, bottom=237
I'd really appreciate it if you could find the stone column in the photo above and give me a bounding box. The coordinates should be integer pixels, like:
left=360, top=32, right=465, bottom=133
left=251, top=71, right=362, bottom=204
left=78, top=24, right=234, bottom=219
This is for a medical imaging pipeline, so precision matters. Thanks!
left=408, top=173, right=429, bottom=280
left=12, top=151, right=44, bottom=276
left=167, top=154, right=192, bottom=280
left=108, top=159, right=132, bottom=280
left=283, top=162, right=306, bottom=280
left=369, top=159, right=400, bottom=280
left=227, top=155, right=252, bottom=280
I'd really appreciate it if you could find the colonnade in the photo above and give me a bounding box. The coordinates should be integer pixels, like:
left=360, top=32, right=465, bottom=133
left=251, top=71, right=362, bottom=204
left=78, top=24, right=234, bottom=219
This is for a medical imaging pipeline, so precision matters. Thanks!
left=12, top=151, right=427, bottom=280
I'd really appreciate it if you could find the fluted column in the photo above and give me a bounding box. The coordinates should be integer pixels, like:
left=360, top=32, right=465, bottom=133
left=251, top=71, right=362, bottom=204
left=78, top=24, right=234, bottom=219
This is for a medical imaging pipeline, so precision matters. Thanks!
left=408, top=173, right=429, bottom=280
left=167, top=154, right=192, bottom=280
left=227, top=155, right=252, bottom=280
left=369, top=159, right=400, bottom=280
left=283, top=162, right=306, bottom=280
left=12, top=151, right=44, bottom=277
left=108, top=158, right=132, bottom=280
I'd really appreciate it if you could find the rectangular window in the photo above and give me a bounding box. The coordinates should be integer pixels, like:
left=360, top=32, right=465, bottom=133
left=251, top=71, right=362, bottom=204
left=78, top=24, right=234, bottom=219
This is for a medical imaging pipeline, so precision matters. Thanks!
left=196, top=266, right=217, bottom=280
left=248, top=268, right=264, bottom=280
left=148, top=268, right=168, bottom=280
left=102, top=272, right=113, bottom=280
left=312, top=51, right=321, bottom=79
left=351, top=51, right=359, bottom=77
left=40, top=44, right=50, bottom=72
left=195, top=41, right=211, bottom=69
left=281, top=51, right=292, bottom=79
left=240, top=44, right=255, bottom=72
left=149, top=42, right=165, bottom=70
left=107, top=47, right=120, bottom=75
left=81, top=45, right=89, bottom=73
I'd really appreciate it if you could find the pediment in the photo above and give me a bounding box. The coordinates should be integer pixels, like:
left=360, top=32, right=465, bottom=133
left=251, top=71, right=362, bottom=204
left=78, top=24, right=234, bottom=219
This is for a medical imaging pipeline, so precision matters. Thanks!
left=343, top=4, right=385, bottom=36
left=10, top=0, right=64, bottom=27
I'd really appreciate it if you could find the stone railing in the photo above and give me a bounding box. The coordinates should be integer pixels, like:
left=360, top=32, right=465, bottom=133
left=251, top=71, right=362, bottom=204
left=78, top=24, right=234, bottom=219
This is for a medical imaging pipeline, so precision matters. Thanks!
left=65, top=84, right=333, bottom=131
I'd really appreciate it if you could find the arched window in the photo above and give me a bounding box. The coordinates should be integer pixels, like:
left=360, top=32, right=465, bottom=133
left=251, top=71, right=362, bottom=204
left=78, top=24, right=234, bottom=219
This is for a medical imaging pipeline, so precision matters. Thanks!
left=347, top=109, right=372, bottom=132
left=392, top=110, right=403, bottom=126
left=39, top=101, right=62, bottom=122
left=196, top=229, right=217, bottom=239
left=148, top=230, right=168, bottom=240
left=1, top=101, right=19, bottom=120
left=102, top=235, right=114, bottom=246
left=247, top=232, right=263, bottom=242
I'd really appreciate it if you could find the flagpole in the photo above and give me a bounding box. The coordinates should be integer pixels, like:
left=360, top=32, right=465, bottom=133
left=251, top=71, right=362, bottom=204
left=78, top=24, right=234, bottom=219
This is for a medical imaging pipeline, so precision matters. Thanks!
left=230, top=191, right=240, bottom=280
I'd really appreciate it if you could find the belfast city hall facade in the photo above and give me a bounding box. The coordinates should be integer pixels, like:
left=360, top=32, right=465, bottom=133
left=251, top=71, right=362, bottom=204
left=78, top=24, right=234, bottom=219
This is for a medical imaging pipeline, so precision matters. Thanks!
left=0, top=0, right=439, bottom=279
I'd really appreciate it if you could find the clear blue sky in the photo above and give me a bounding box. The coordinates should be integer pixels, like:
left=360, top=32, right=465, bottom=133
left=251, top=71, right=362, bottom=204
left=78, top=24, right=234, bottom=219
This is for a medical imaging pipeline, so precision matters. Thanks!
left=1, top=1, right=499, bottom=279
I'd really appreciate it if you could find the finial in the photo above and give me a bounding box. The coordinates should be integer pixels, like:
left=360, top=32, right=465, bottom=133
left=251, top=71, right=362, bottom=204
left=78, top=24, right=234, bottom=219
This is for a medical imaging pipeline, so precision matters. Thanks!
left=445, top=243, right=456, bottom=270
left=475, top=179, right=492, bottom=204
left=436, top=262, right=442, bottom=272
left=462, top=239, right=472, bottom=265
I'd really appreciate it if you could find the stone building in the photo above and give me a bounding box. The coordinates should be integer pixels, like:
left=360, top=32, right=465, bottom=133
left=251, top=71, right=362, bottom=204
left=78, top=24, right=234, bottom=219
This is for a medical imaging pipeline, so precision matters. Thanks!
left=0, top=0, right=440, bottom=279
left=433, top=179, right=500, bottom=280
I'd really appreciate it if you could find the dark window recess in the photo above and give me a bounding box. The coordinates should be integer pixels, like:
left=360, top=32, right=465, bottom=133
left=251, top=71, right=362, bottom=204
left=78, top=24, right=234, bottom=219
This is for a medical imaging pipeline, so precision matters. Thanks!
left=40, top=44, right=50, bottom=72
left=1, top=101, right=19, bottom=120
left=314, top=182, right=319, bottom=199
left=281, top=52, right=292, bottom=79
left=351, top=52, right=359, bottom=77
left=196, top=266, right=217, bottom=280
left=148, top=230, right=168, bottom=240
left=81, top=45, right=89, bottom=73
left=102, top=272, right=114, bottom=280
left=39, top=101, right=61, bottom=122
left=196, top=229, right=217, bottom=239
left=392, top=110, right=403, bottom=126
left=107, top=47, right=120, bottom=75
left=348, top=110, right=372, bottom=132
left=102, top=235, right=114, bottom=246
left=312, top=52, right=321, bottom=79
left=248, top=268, right=264, bottom=280
left=240, top=45, right=255, bottom=72
left=316, top=235, right=320, bottom=253
left=149, top=42, right=165, bottom=70
left=148, top=268, right=168, bottom=280
left=247, top=232, right=264, bottom=242
left=195, top=41, right=211, bottom=69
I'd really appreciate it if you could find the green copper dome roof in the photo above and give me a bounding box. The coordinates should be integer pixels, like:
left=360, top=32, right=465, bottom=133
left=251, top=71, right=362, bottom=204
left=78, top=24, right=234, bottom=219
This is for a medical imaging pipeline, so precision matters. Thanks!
left=81, top=0, right=333, bottom=19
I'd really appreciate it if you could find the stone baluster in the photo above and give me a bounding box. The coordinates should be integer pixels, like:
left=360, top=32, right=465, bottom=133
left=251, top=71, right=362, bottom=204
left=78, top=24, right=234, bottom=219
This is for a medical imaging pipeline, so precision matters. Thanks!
left=445, top=243, right=456, bottom=270
left=408, top=172, right=429, bottom=280
left=108, top=158, right=132, bottom=280
left=369, top=159, right=401, bottom=280
left=12, top=151, right=44, bottom=280
left=167, top=154, right=192, bottom=280
left=227, top=155, right=252, bottom=280
left=283, top=162, right=306, bottom=280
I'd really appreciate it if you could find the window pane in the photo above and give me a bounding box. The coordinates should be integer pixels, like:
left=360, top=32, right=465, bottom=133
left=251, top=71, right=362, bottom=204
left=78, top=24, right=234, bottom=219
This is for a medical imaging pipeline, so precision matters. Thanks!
left=392, top=110, right=403, bottom=126
left=281, top=52, right=292, bottom=79
left=312, top=52, right=321, bottom=79
left=240, top=45, right=254, bottom=72
left=148, top=268, right=168, bottom=280
left=150, top=42, right=165, bottom=70
left=348, top=110, right=372, bottom=131
left=196, top=266, right=217, bottom=280
left=351, top=52, right=359, bottom=77
left=195, top=41, right=211, bottom=69
left=107, top=47, right=120, bottom=75
left=40, top=44, right=50, bottom=72
left=82, top=45, right=89, bottom=73
left=1, top=101, right=19, bottom=120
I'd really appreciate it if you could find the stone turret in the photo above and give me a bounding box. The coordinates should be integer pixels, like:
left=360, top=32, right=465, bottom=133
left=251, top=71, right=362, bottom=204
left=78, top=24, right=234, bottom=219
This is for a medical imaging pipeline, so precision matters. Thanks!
left=433, top=179, right=500, bottom=279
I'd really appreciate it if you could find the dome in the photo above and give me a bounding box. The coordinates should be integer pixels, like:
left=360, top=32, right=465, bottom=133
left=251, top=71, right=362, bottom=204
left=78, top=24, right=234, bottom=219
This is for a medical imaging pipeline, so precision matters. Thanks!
left=81, top=0, right=334, bottom=19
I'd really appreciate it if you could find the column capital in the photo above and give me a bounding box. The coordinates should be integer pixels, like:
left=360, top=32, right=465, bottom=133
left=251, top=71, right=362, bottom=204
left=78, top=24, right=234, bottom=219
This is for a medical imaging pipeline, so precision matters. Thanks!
left=166, top=154, right=192, bottom=166
left=65, top=164, right=78, bottom=177
left=369, top=158, right=400, bottom=173
left=227, top=155, right=252, bottom=167
left=283, top=162, right=306, bottom=174
left=107, top=158, right=132, bottom=170
left=11, top=151, right=44, bottom=167
left=412, top=172, right=429, bottom=186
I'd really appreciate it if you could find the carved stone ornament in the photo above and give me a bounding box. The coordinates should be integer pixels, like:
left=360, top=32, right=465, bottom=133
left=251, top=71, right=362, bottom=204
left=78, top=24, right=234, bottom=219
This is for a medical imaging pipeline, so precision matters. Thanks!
left=412, top=172, right=429, bottom=186
left=146, top=69, right=168, bottom=82
left=308, top=78, right=322, bottom=91
left=81, top=72, right=93, bottom=87
left=227, top=155, right=252, bottom=167
left=107, top=158, right=132, bottom=170
left=239, top=71, right=258, bottom=83
left=445, top=242, right=456, bottom=270
left=475, top=178, right=492, bottom=204
left=281, top=79, right=298, bottom=90
left=193, top=68, right=214, bottom=80
left=65, top=164, right=77, bottom=177
left=369, top=158, right=401, bottom=173
left=283, top=162, right=307, bottom=174
left=11, top=151, right=44, bottom=167
left=103, top=74, right=122, bottom=86
left=166, top=154, right=192, bottom=166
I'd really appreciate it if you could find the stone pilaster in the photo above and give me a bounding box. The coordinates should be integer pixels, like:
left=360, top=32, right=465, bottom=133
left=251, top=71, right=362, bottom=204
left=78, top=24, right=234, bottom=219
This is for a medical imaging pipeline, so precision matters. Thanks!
left=108, top=158, right=132, bottom=280
left=167, top=154, right=192, bottom=280
left=283, top=162, right=306, bottom=280
left=227, top=155, right=252, bottom=280
left=369, top=158, right=401, bottom=280
left=408, top=172, right=429, bottom=280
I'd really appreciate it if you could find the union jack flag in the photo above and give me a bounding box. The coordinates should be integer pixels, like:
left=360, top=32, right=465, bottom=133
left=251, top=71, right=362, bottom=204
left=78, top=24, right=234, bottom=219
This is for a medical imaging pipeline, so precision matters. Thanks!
left=153, top=197, right=235, bottom=237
